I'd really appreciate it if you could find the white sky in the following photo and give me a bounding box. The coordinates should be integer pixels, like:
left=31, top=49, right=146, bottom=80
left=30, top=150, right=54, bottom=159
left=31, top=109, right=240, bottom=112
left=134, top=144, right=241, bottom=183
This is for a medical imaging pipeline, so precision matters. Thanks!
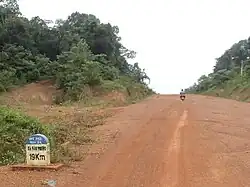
left=19, top=0, right=250, bottom=94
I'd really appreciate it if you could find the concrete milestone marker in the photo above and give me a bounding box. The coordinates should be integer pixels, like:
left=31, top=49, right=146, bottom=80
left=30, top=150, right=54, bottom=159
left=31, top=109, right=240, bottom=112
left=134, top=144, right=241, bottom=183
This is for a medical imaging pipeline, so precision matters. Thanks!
left=26, top=134, right=50, bottom=166
left=11, top=134, right=63, bottom=171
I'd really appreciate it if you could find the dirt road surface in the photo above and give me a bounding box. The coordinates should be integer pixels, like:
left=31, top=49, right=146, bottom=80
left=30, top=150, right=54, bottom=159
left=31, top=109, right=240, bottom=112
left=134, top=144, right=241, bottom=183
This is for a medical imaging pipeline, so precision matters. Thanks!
left=1, top=94, right=250, bottom=187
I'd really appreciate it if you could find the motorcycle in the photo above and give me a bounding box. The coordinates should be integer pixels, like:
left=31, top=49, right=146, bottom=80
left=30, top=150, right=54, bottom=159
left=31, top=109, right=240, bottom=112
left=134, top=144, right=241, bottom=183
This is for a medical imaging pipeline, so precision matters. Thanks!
left=180, top=95, right=185, bottom=101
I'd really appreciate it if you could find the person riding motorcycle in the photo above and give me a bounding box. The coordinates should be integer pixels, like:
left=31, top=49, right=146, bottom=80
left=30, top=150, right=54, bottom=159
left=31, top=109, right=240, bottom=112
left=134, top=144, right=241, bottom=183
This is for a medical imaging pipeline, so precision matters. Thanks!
left=180, top=89, right=186, bottom=100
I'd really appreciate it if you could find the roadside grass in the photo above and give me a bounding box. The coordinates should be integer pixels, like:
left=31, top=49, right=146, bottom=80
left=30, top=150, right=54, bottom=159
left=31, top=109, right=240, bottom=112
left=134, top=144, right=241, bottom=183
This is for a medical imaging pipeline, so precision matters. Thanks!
left=0, top=105, right=110, bottom=166
left=0, top=79, right=154, bottom=166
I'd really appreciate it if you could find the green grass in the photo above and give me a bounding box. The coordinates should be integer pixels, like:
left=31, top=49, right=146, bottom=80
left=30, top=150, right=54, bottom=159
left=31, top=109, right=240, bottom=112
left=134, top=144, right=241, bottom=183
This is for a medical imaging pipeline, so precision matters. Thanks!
left=0, top=105, right=110, bottom=165
left=200, top=75, right=250, bottom=102
left=0, top=106, right=53, bottom=165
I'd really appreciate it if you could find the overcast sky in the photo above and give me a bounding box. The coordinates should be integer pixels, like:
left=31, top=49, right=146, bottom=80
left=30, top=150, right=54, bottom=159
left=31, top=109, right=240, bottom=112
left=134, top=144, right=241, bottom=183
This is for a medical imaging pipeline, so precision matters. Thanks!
left=19, top=0, right=250, bottom=94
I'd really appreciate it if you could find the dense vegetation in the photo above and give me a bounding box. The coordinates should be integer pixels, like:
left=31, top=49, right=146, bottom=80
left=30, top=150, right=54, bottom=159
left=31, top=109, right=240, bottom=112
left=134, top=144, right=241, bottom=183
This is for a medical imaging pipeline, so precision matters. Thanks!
left=0, top=106, right=53, bottom=165
left=0, top=0, right=153, bottom=101
left=0, top=0, right=154, bottom=165
left=186, top=37, right=250, bottom=101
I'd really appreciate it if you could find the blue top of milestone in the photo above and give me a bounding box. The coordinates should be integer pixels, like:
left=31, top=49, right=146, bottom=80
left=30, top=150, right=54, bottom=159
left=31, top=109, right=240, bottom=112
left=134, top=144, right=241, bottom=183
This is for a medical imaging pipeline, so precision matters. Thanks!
left=25, top=134, right=49, bottom=144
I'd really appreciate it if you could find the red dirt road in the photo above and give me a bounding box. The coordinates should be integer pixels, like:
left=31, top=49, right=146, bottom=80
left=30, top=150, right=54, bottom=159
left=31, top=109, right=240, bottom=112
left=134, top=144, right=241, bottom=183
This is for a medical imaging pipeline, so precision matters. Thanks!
left=1, top=94, right=250, bottom=186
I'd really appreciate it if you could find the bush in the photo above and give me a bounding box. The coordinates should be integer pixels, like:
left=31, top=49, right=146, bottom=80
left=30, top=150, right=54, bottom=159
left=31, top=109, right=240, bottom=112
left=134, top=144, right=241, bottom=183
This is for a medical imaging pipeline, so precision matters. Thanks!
left=99, top=80, right=126, bottom=93
left=0, top=106, right=54, bottom=165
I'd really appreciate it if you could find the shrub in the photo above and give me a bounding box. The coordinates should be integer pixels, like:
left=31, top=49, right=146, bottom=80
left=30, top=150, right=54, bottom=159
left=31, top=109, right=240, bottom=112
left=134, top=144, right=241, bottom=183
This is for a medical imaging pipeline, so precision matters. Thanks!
left=0, top=106, right=53, bottom=165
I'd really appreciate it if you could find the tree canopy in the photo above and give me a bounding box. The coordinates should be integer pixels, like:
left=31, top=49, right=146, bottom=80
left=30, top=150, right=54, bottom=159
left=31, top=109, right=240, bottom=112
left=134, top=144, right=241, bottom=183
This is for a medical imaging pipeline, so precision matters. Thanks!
left=186, top=36, right=250, bottom=94
left=0, top=0, right=152, bottom=101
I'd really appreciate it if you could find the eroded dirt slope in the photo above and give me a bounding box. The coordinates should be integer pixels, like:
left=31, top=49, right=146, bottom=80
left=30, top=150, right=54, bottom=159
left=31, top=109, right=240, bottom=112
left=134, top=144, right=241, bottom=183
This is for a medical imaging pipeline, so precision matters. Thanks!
left=1, top=94, right=250, bottom=187
left=0, top=80, right=57, bottom=106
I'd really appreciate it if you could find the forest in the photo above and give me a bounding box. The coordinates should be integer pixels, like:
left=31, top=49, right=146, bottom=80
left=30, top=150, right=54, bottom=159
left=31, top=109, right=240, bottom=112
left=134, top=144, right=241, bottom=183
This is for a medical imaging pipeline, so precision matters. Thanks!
left=186, top=36, right=250, bottom=100
left=0, top=0, right=153, bottom=102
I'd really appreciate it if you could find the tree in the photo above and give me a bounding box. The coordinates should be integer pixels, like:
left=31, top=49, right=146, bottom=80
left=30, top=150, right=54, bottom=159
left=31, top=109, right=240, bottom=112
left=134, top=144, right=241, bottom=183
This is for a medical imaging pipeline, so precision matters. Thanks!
left=0, top=0, right=152, bottom=100
left=186, top=38, right=250, bottom=94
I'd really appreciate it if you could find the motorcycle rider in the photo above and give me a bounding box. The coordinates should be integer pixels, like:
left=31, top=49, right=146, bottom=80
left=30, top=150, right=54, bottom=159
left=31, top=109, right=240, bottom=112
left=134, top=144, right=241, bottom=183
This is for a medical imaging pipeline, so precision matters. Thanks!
left=180, top=89, right=185, bottom=99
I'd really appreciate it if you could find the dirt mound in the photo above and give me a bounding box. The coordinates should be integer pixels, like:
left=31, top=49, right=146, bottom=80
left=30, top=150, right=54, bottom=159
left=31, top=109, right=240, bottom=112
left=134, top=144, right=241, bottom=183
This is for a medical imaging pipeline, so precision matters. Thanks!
left=1, top=80, right=58, bottom=105
left=0, top=80, right=129, bottom=108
